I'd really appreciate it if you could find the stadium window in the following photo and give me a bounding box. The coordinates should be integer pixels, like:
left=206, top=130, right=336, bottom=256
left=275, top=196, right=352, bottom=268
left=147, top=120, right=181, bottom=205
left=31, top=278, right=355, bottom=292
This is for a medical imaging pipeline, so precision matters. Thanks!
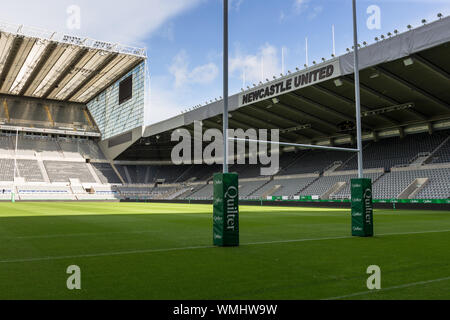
left=119, top=75, right=133, bottom=104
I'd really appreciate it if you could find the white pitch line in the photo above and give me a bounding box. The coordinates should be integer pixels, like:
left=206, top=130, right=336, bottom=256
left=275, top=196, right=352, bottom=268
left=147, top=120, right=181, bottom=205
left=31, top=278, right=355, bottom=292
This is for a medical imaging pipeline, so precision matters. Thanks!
left=0, top=229, right=449, bottom=264
left=5, top=227, right=450, bottom=241
left=5, top=230, right=161, bottom=240
left=0, top=245, right=216, bottom=264
left=323, top=276, right=450, bottom=300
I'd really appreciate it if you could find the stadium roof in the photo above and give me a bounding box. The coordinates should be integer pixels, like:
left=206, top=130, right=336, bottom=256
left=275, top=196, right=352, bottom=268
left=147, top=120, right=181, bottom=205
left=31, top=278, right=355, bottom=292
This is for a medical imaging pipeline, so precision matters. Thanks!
left=0, top=21, right=146, bottom=104
left=111, top=15, right=450, bottom=161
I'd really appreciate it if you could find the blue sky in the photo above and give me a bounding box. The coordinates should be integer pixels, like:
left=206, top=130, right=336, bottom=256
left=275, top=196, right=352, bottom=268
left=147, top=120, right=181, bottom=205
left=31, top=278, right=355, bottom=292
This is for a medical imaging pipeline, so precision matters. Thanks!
left=1, top=0, right=449, bottom=124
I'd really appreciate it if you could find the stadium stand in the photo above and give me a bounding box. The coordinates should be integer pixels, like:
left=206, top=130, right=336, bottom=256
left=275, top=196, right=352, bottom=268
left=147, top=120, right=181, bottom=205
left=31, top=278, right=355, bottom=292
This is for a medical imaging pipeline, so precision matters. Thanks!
left=430, top=136, right=450, bottom=164
left=0, top=134, right=106, bottom=160
left=230, top=164, right=266, bottom=179
left=58, top=139, right=85, bottom=159
left=188, top=184, right=214, bottom=200
left=272, top=176, right=320, bottom=197
left=18, top=136, right=61, bottom=157
left=327, top=172, right=385, bottom=199
left=0, top=135, right=13, bottom=156
left=44, top=161, right=96, bottom=184
left=91, top=163, right=122, bottom=184
left=415, top=169, right=450, bottom=199
left=373, top=167, right=450, bottom=200
left=78, top=141, right=106, bottom=160
left=124, top=166, right=148, bottom=184
left=339, top=132, right=449, bottom=171
left=281, top=148, right=354, bottom=175
left=1, top=131, right=449, bottom=201
left=0, top=159, right=14, bottom=182
left=239, top=179, right=270, bottom=198
left=184, top=164, right=222, bottom=182
left=17, top=160, right=44, bottom=182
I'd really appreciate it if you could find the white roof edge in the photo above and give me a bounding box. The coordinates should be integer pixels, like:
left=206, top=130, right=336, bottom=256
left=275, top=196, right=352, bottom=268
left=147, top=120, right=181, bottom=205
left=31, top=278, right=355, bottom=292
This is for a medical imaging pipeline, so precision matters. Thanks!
left=339, top=15, right=450, bottom=75
left=0, top=20, right=147, bottom=58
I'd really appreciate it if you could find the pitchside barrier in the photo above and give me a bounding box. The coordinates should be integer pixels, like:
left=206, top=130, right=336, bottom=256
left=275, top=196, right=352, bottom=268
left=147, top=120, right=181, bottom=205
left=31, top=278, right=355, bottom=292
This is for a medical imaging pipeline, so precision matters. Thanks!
left=263, top=197, right=450, bottom=204
left=213, top=173, right=239, bottom=247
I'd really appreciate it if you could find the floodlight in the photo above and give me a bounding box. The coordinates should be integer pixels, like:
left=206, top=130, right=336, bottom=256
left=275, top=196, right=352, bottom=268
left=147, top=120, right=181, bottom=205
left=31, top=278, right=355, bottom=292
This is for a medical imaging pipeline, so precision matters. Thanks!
left=334, top=79, right=343, bottom=87
left=403, top=58, right=414, bottom=67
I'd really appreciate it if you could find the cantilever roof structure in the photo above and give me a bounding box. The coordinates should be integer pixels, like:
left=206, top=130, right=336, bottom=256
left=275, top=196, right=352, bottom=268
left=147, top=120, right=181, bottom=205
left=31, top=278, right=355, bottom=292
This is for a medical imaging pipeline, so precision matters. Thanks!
left=0, top=21, right=146, bottom=104
left=116, top=15, right=450, bottom=161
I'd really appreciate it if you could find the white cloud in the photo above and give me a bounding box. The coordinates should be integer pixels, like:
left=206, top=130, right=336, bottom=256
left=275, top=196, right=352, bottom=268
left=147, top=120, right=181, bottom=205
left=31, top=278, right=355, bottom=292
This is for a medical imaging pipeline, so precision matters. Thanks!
left=294, top=0, right=310, bottom=13
left=0, top=0, right=204, bottom=45
left=230, top=43, right=281, bottom=86
left=308, top=5, right=323, bottom=20
left=190, top=63, right=220, bottom=85
left=146, top=50, right=220, bottom=124
left=230, top=0, right=245, bottom=11
left=169, top=50, right=219, bottom=88
left=280, top=1, right=322, bottom=23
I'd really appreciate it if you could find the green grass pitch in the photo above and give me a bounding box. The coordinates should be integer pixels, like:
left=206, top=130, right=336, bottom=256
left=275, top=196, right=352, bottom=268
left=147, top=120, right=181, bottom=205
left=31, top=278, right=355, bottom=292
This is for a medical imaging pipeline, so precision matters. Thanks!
left=0, top=202, right=449, bottom=300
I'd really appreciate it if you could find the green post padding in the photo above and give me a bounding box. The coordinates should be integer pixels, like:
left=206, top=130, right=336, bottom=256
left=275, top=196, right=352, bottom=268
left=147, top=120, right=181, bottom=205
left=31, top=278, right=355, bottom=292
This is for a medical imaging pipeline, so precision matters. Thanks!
left=213, top=173, right=239, bottom=247
left=351, top=178, right=374, bottom=237
left=11, top=192, right=15, bottom=203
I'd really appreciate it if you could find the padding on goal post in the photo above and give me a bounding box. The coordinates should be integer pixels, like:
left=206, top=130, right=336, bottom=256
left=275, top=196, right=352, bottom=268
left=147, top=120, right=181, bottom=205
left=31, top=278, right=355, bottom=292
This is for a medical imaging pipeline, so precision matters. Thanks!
left=351, top=178, right=374, bottom=237
left=213, top=173, right=239, bottom=247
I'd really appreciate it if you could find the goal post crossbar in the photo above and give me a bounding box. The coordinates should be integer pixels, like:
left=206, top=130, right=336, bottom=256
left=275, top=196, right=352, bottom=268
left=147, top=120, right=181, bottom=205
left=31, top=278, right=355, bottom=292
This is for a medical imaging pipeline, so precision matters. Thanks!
left=229, top=137, right=360, bottom=153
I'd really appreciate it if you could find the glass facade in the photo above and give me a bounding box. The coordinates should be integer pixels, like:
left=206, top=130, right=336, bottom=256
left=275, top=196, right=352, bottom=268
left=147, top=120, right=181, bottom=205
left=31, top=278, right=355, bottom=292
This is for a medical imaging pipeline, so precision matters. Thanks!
left=87, top=62, right=145, bottom=140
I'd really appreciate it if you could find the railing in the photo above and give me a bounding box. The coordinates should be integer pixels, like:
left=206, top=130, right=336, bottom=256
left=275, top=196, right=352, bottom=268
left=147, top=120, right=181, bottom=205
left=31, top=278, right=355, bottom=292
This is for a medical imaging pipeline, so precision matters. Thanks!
left=0, top=20, right=146, bottom=58
left=323, top=161, right=343, bottom=173
left=408, top=152, right=431, bottom=165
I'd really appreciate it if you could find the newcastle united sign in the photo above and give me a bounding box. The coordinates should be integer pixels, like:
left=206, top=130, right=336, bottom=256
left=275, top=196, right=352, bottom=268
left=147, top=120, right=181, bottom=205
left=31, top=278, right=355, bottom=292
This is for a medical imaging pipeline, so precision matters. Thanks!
left=238, top=59, right=341, bottom=108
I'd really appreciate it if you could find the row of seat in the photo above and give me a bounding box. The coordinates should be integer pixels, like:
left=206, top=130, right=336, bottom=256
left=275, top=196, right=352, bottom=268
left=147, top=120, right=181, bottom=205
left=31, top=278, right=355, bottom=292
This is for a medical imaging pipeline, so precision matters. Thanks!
left=180, top=168, right=449, bottom=200
left=0, top=135, right=106, bottom=160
